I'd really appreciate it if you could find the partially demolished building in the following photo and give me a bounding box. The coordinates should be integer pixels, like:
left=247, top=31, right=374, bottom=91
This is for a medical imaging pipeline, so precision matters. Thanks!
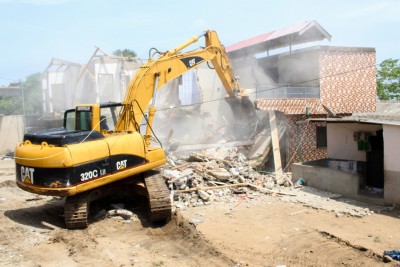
left=42, top=49, right=141, bottom=117
left=226, top=20, right=376, bottom=170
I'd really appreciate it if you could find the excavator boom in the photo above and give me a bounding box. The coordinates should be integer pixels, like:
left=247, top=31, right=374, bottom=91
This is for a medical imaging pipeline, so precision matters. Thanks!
left=116, top=30, right=250, bottom=135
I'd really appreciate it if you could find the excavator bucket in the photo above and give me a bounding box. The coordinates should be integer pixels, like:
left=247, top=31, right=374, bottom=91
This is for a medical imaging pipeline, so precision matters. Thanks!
left=224, top=95, right=258, bottom=140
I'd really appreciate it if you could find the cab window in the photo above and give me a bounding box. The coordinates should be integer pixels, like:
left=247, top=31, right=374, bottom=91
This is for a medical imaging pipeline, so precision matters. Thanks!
left=100, top=105, right=122, bottom=131
left=75, top=107, right=92, bottom=131
left=64, top=109, right=75, bottom=130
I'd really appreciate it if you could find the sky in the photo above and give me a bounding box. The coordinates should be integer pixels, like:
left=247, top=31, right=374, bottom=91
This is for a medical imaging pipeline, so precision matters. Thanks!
left=0, top=0, right=399, bottom=84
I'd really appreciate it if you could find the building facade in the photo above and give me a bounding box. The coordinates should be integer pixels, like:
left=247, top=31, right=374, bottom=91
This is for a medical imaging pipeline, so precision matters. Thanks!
left=254, top=45, right=376, bottom=169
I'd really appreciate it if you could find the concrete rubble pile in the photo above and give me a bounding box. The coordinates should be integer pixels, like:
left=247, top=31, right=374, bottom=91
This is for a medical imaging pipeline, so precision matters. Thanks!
left=160, top=148, right=377, bottom=218
left=161, top=147, right=293, bottom=207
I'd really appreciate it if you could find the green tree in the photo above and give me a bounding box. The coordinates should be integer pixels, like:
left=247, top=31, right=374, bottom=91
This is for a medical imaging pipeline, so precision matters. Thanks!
left=377, top=58, right=400, bottom=100
left=112, top=49, right=137, bottom=62
left=0, top=73, right=42, bottom=115
left=22, top=73, right=43, bottom=116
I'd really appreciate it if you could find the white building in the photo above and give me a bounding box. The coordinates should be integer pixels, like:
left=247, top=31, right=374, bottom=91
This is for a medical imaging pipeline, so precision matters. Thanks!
left=292, top=102, right=400, bottom=206
left=42, top=50, right=141, bottom=117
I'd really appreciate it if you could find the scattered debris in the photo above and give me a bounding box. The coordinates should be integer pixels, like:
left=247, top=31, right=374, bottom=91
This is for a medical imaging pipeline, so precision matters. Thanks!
left=25, top=196, right=43, bottom=201
left=280, top=187, right=375, bottom=217
left=41, top=221, right=61, bottom=230
left=163, top=148, right=380, bottom=218
left=295, top=178, right=305, bottom=187
left=163, top=149, right=294, bottom=207
left=1, top=151, right=14, bottom=160
left=289, top=209, right=308, bottom=216
left=107, top=209, right=138, bottom=221
left=190, top=218, right=207, bottom=224
left=384, top=250, right=400, bottom=261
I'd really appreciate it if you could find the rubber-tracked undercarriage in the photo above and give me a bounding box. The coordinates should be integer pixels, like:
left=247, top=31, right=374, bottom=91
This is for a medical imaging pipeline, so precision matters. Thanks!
left=63, top=171, right=171, bottom=229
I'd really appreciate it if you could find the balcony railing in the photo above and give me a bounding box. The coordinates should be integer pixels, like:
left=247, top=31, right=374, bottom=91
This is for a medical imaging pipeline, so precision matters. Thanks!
left=256, top=84, right=320, bottom=99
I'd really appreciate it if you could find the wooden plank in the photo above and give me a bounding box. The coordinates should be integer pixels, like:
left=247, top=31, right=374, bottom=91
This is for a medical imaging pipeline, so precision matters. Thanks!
left=175, top=183, right=248, bottom=193
left=269, top=110, right=282, bottom=174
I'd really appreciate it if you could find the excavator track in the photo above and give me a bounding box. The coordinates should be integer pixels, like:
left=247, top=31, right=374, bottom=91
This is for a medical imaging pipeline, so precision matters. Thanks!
left=144, top=172, right=172, bottom=223
left=64, top=192, right=89, bottom=229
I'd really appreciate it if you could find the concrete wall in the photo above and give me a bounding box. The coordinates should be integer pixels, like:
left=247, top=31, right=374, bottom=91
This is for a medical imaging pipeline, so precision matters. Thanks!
left=327, top=123, right=382, bottom=161
left=0, top=115, right=24, bottom=154
left=292, top=162, right=358, bottom=198
left=292, top=162, right=384, bottom=205
left=196, top=66, right=234, bottom=127
left=382, top=124, right=400, bottom=204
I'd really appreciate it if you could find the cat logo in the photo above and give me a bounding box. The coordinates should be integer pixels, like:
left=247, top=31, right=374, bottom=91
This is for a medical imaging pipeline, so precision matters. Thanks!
left=188, top=58, right=196, bottom=67
left=116, top=160, right=128, bottom=170
left=21, top=166, right=35, bottom=184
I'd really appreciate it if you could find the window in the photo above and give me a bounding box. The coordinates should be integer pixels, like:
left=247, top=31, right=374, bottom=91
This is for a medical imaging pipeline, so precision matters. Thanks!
left=75, top=107, right=92, bottom=131
left=64, top=109, right=75, bottom=130
left=316, top=126, right=327, bottom=148
left=100, top=106, right=122, bottom=131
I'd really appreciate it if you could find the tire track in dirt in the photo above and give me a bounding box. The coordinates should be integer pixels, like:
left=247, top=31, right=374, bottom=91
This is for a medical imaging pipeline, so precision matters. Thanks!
left=0, top=179, right=235, bottom=267
left=261, top=229, right=394, bottom=266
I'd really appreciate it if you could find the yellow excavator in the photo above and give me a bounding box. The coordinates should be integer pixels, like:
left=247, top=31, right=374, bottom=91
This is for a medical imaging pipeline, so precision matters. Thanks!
left=15, top=30, right=257, bottom=229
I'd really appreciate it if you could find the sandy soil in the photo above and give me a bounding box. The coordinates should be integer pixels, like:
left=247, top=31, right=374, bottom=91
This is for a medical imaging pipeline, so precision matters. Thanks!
left=1, top=159, right=400, bottom=267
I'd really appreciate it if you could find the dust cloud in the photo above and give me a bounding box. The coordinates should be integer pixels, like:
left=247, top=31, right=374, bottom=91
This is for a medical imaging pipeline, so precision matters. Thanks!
left=150, top=58, right=274, bottom=151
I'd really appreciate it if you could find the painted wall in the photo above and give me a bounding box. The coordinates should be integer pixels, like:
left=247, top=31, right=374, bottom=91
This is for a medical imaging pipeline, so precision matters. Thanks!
left=327, top=123, right=382, bottom=161
left=292, top=163, right=359, bottom=199
left=382, top=124, right=400, bottom=204
left=0, top=115, right=24, bottom=154
left=292, top=162, right=384, bottom=205
left=42, top=65, right=80, bottom=114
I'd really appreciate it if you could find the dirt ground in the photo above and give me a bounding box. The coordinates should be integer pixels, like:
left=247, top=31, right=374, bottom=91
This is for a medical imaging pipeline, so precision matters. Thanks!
left=1, top=158, right=400, bottom=267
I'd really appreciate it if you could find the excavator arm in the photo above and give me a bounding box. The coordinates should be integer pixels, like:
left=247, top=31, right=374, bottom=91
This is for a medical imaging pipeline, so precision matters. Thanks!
left=115, top=30, right=253, bottom=141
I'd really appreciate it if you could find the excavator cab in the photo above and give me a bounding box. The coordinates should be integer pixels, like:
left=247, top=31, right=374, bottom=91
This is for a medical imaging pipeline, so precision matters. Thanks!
left=64, top=103, right=123, bottom=133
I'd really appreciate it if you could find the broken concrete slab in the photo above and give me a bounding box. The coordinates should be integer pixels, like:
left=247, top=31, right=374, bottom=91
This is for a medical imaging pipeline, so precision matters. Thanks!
left=208, top=168, right=232, bottom=181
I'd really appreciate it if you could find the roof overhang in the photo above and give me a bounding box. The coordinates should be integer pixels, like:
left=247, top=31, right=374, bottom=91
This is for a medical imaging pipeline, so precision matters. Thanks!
left=226, top=20, right=331, bottom=59
left=309, top=117, right=400, bottom=126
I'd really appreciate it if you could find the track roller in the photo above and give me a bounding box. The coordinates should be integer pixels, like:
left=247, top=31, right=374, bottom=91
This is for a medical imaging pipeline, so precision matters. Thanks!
left=144, top=171, right=172, bottom=223
left=64, top=192, right=90, bottom=229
